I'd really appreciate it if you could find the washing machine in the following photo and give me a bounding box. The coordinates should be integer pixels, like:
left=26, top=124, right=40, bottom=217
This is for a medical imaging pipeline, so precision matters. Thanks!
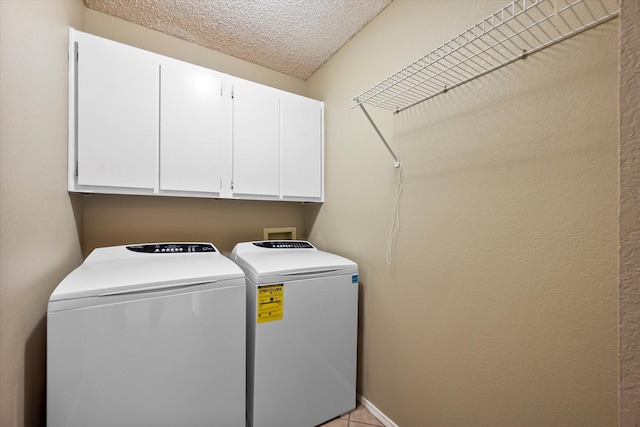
left=47, top=243, right=246, bottom=427
left=230, top=240, right=359, bottom=427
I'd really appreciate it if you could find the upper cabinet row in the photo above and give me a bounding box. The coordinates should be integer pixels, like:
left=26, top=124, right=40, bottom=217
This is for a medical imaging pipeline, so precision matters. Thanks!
left=68, top=29, right=324, bottom=202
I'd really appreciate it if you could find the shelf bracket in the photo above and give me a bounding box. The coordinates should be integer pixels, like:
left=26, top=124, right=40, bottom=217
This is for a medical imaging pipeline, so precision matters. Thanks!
left=358, top=103, right=400, bottom=168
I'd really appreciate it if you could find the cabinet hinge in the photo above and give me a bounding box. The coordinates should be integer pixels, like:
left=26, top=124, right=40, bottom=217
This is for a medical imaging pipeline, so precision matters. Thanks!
left=75, top=43, right=79, bottom=62
left=230, top=180, right=234, bottom=191
left=231, top=86, right=234, bottom=99
left=75, top=163, right=78, bottom=177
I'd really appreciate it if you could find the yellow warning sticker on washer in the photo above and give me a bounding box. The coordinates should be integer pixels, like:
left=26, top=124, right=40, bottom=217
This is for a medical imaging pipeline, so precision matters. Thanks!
left=257, top=284, right=284, bottom=324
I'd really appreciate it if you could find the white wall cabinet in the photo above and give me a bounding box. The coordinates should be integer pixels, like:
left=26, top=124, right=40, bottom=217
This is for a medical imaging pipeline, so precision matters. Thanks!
left=73, top=30, right=159, bottom=192
left=160, top=60, right=227, bottom=197
left=231, top=78, right=324, bottom=201
left=232, top=78, right=281, bottom=198
left=281, top=92, right=323, bottom=200
left=69, top=29, right=323, bottom=202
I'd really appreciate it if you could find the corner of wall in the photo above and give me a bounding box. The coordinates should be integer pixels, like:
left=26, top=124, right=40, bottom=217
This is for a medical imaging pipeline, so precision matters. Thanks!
left=619, top=0, right=640, bottom=425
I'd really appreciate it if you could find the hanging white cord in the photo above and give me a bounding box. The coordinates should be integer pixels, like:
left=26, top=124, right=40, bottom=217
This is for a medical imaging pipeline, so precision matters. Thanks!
left=386, top=165, right=403, bottom=268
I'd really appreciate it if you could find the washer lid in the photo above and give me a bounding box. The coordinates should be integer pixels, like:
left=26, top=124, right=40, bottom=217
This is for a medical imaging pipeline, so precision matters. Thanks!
left=230, top=241, right=357, bottom=283
left=50, top=243, right=245, bottom=302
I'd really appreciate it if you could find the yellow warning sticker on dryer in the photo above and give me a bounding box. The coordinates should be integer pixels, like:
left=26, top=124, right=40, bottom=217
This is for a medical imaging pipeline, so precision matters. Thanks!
left=257, top=284, right=284, bottom=324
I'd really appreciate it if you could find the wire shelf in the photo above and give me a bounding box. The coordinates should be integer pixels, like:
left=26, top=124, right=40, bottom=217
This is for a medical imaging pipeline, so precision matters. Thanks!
left=352, top=0, right=620, bottom=113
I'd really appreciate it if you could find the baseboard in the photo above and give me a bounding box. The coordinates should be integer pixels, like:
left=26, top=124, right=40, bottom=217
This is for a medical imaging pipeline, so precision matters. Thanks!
left=357, top=394, right=399, bottom=427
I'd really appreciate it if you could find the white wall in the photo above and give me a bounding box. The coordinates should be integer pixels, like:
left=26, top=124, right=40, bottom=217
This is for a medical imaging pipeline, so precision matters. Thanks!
left=0, top=2, right=85, bottom=426
left=1, top=1, right=637, bottom=425
left=306, top=1, right=620, bottom=425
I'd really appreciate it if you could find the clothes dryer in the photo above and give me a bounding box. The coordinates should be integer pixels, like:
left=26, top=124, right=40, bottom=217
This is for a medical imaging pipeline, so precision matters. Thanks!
left=230, top=240, right=358, bottom=427
left=47, top=243, right=246, bottom=427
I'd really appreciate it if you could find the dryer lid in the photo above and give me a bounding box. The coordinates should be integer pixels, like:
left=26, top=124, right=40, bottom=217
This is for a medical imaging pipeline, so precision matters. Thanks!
left=230, top=241, right=357, bottom=283
left=50, top=243, right=245, bottom=302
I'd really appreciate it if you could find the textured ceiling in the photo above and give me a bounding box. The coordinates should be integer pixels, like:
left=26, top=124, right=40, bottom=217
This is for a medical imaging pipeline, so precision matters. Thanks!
left=83, top=0, right=392, bottom=80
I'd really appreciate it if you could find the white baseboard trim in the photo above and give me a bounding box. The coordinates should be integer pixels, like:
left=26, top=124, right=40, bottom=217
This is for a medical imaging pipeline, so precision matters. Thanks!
left=357, top=394, right=399, bottom=427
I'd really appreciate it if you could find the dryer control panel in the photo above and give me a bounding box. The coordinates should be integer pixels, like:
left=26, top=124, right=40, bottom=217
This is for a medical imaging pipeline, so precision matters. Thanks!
left=126, top=243, right=216, bottom=253
left=252, top=241, right=314, bottom=249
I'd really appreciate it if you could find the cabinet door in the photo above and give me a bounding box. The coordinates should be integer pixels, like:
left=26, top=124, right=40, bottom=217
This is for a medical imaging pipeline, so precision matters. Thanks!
left=160, top=60, right=226, bottom=195
left=281, top=94, right=323, bottom=199
left=76, top=32, right=159, bottom=190
left=232, top=78, right=280, bottom=197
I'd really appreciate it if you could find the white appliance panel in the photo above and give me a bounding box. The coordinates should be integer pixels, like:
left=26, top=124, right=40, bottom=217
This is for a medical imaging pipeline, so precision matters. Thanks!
left=248, top=274, right=358, bottom=427
left=48, top=284, right=245, bottom=427
left=233, top=241, right=359, bottom=427
left=47, top=243, right=246, bottom=427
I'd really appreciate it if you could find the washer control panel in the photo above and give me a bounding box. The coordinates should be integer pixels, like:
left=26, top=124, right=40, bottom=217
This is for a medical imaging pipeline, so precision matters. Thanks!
left=252, top=241, right=314, bottom=249
left=126, top=243, right=216, bottom=253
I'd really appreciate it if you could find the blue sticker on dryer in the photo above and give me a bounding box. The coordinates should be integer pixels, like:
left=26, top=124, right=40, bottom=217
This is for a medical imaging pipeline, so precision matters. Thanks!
left=352, top=274, right=359, bottom=283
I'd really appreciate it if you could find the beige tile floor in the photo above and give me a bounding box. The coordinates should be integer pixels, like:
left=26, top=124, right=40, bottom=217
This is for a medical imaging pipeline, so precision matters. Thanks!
left=318, top=403, right=384, bottom=427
